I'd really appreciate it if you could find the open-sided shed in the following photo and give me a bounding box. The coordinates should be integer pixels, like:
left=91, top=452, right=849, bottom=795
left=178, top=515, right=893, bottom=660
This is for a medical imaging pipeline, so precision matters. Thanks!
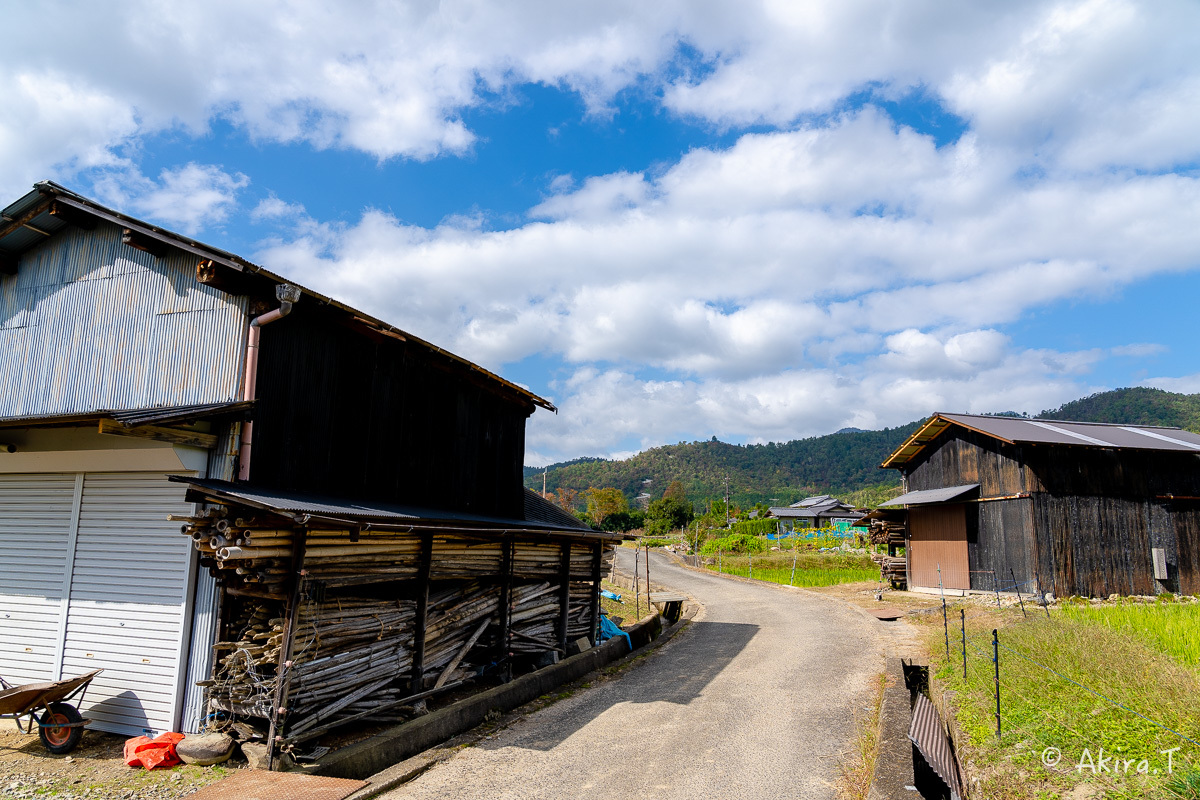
left=880, top=413, right=1200, bottom=598
left=0, top=181, right=612, bottom=756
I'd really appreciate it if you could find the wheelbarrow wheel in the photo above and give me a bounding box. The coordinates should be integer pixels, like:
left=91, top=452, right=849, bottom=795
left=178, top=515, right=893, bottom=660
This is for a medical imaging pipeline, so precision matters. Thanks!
left=38, top=702, right=83, bottom=754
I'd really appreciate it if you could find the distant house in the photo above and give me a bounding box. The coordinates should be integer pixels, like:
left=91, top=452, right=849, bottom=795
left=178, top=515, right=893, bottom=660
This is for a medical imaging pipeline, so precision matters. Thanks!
left=768, top=496, right=862, bottom=531
left=0, top=181, right=615, bottom=743
left=880, top=413, right=1200, bottom=598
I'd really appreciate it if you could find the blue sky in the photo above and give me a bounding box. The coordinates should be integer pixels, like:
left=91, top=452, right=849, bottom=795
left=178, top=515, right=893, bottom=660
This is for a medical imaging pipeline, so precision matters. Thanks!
left=4, top=1, right=1200, bottom=465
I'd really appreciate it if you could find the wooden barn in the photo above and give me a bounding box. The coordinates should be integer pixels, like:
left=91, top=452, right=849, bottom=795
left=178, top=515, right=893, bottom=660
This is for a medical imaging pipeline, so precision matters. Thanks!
left=879, top=413, right=1200, bottom=598
left=0, top=181, right=617, bottom=758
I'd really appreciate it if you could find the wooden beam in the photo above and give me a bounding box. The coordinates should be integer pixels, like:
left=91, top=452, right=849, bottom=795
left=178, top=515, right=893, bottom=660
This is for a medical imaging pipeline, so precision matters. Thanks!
left=196, top=259, right=252, bottom=295
left=98, top=419, right=217, bottom=449
left=590, top=542, right=602, bottom=645
left=557, top=543, right=571, bottom=653
left=48, top=201, right=96, bottom=230
left=409, top=532, right=434, bottom=696
left=122, top=228, right=170, bottom=258
left=266, top=527, right=307, bottom=770
left=496, top=535, right=513, bottom=679
left=0, top=197, right=52, bottom=240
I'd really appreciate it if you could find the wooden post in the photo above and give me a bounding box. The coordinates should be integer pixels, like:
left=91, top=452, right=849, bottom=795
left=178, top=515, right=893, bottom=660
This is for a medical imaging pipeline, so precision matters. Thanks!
left=265, top=526, right=307, bottom=771
left=497, top=536, right=513, bottom=680
left=409, top=532, right=433, bottom=696
left=590, top=541, right=602, bottom=645
left=644, top=545, right=651, bottom=612
left=557, top=542, right=571, bottom=653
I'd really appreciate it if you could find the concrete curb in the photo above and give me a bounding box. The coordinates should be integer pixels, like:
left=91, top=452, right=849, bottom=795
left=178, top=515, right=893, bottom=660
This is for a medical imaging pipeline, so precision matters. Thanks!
left=326, top=600, right=700, bottom=798
left=867, top=657, right=918, bottom=800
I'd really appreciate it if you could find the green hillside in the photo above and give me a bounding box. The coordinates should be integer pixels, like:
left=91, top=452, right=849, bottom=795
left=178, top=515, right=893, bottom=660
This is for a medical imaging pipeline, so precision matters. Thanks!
left=1039, top=387, right=1200, bottom=430
left=526, top=388, right=1200, bottom=509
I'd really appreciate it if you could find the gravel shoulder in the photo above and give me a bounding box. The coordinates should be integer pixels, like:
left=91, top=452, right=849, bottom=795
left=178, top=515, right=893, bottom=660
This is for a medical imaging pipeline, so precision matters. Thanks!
left=380, top=549, right=911, bottom=800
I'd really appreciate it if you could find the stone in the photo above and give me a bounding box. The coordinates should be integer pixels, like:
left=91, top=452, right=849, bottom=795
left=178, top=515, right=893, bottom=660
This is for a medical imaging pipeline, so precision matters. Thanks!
left=177, top=733, right=235, bottom=766
left=239, top=742, right=271, bottom=770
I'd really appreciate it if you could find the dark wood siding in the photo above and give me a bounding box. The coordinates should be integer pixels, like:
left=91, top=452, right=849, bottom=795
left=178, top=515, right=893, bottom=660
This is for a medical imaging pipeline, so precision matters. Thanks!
left=1031, top=494, right=1157, bottom=597
left=901, top=425, right=1200, bottom=598
left=967, top=499, right=1037, bottom=593
left=249, top=304, right=532, bottom=518
left=905, top=429, right=1033, bottom=496
left=1173, top=502, right=1200, bottom=595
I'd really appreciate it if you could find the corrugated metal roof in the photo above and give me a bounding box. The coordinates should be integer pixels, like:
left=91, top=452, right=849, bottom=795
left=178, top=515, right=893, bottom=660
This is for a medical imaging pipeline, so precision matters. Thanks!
left=522, top=488, right=592, bottom=530
left=171, top=477, right=619, bottom=538
left=878, top=484, right=979, bottom=507
left=882, top=412, right=1200, bottom=468
left=0, top=400, right=254, bottom=429
left=1, top=181, right=554, bottom=413
left=107, top=401, right=254, bottom=427
left=909, top=692, right=963, bottom=799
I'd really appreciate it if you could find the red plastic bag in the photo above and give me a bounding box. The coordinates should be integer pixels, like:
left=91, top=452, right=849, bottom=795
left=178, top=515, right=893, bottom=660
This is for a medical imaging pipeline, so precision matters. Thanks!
left=124, top=732, right=185, bottom=769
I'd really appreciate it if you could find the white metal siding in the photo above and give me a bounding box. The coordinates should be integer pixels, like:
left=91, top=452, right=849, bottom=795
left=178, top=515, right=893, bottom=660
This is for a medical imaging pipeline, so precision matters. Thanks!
left=0, top=474, right=78, bottom=684
left=58, top=473, right=195, bottom=736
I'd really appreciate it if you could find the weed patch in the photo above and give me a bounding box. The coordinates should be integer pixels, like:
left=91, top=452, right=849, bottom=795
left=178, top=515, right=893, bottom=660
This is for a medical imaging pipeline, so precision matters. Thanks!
left=922, top=602, right=1200, bottom=799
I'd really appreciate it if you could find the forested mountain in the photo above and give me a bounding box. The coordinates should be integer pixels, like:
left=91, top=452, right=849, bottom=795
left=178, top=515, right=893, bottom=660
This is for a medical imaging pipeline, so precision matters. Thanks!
left=525, top=388, right=1200, bottom=508
left=1038, top=387, right=1200, bottom=430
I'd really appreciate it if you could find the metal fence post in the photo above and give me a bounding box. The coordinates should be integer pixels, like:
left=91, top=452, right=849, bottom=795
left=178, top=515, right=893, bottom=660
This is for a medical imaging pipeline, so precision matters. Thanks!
left=993, top=628, right=1001, bottom=739
left=1011, top=568, right=1027, bottom=618
left=942, top=597, right=950, bottom=662
left=960, top=609, right=967, bottom=681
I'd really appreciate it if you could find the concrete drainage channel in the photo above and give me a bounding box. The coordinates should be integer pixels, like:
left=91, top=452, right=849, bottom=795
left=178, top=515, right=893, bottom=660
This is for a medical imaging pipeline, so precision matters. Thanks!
left=869, top=657, right=965, bottom=800
left=309, top=589, right=699, bottom=799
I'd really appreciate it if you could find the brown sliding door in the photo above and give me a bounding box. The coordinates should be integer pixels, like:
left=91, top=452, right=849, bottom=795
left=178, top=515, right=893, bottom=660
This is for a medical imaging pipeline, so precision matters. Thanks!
left=908, top=504, right=969, bottom=590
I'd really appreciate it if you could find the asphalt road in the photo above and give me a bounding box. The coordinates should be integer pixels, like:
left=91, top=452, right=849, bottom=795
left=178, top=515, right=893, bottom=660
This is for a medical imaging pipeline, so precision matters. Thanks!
left=381, top=549, right=901, bottom=800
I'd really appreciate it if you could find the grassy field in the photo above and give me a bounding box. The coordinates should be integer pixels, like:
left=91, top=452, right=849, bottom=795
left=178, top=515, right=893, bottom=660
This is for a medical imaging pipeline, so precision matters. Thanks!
left=922, top=599, right=1200, bottom=799
left=704, top=548, right=879, bottom=588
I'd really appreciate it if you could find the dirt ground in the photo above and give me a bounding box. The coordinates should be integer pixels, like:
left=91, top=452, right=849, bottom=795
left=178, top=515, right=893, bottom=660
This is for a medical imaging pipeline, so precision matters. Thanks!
left=0, top=723, right=236, bottom=799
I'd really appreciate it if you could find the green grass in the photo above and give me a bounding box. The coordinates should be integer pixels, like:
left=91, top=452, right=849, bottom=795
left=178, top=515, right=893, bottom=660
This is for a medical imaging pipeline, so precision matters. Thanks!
left=704, top=549, right=878, bottom=588
left=926, top=603, right=1200, bottom=799
left=1058, top=599, right=1200, bottom=670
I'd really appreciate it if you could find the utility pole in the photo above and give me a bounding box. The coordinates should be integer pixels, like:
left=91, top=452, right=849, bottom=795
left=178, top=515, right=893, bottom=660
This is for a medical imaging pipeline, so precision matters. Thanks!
left=542, top=469, right=547, bottom=497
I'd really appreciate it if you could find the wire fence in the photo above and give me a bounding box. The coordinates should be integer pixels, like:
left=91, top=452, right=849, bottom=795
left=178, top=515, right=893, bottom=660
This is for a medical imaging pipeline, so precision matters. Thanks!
left=936, top=598, right=1199, bottom=796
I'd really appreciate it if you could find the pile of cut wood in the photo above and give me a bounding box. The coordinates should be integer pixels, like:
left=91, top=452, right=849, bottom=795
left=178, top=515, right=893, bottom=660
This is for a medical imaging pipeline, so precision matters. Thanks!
left=179, top=505, right=615, bottom=749
left=867, top=519, right=906, bottom=548
left=871, top=554, right=908, bottom=588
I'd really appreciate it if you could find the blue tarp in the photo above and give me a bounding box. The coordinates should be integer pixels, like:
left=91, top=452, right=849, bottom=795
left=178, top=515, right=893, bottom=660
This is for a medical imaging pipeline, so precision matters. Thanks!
left=601, top=589, right=623, bottom=602
left=599, top=614, right=632, bottom=651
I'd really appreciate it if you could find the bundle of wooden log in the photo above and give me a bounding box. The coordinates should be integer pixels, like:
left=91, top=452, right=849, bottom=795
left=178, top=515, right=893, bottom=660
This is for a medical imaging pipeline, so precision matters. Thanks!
left=867, top=520, right=906, bottom=547
left=871, top=553, right=908, bottom=588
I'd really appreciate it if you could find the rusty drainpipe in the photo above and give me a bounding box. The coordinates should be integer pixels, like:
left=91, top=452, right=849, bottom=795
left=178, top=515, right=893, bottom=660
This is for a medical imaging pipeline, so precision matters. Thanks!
left=237, top=283, right=301, bottom=481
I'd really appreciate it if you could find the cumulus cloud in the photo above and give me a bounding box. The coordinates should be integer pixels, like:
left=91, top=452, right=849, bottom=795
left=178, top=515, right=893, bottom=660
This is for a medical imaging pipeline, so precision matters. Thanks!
left=92, top=163, right=249, bottom=235
left=4, top=0, right=1198, bottom=198
left=3, top=1, right=1198, bottom=461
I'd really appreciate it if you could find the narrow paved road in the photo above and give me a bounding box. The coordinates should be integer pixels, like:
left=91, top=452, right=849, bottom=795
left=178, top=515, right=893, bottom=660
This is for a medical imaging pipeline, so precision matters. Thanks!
left=383, top=550, right=907, bottom=800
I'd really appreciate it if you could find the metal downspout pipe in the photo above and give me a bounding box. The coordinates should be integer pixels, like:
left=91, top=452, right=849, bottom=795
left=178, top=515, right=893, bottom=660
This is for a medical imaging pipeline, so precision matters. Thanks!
left=237, top=283, right=301, bottom=481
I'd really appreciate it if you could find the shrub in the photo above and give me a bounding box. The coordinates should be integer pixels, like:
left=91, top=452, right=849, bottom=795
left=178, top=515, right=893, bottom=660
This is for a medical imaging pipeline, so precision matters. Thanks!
left=731, top=518, right=778, bottom=537
left=700, top=532, right=767, bottom=556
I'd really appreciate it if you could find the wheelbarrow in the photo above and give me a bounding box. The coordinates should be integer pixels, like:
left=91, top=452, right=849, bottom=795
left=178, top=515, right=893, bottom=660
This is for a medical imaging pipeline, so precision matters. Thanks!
left=0, top=670, right=101, bottom=754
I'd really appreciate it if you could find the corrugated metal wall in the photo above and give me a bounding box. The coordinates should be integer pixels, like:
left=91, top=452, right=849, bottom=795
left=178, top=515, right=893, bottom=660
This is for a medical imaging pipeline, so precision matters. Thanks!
left=0, top=222, right=247, bottom=417
left=59, top=472, right=195, bottom=736
left=0, top=473, right=80, bottom=684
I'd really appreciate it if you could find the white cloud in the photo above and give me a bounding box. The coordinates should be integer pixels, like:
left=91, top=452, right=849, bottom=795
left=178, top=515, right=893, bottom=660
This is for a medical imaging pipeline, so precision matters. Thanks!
left=3, top=0, right=1198, bottom=198
left=92, top=163, right=248, bottom=235
left=1143, top=374, right=1200, bottom=395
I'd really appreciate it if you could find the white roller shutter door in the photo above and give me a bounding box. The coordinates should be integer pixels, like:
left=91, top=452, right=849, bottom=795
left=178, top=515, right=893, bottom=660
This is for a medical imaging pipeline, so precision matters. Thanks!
left=59, top=473, right=196, bottom=736
left=0, top=474, right=80, bottom=685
